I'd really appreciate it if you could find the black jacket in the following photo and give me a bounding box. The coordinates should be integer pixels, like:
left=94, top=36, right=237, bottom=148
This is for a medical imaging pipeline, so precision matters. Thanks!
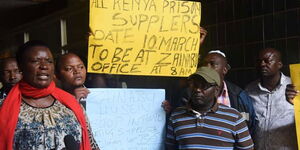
left=225, top=81, right=257, bottom=136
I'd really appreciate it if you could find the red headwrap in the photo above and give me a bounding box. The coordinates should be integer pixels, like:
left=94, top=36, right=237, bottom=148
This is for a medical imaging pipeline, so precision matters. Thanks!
left=0, top=80, right=91, bottom=150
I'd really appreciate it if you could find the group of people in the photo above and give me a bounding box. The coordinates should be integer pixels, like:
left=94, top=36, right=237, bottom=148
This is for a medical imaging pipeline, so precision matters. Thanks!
left=164, top=45, right=298, bottom=149
left=0, top=31, right=298, bottom=150
left=0, top=41, right=99, bottom=150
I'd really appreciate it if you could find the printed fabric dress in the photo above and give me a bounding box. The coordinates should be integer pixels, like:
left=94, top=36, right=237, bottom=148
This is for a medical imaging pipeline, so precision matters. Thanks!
left=10, top=99, right=99, bottom=150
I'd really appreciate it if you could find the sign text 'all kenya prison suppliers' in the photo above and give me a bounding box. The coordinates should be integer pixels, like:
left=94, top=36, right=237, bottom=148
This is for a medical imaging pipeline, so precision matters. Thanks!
left=88, top=0, right=201, bottom=77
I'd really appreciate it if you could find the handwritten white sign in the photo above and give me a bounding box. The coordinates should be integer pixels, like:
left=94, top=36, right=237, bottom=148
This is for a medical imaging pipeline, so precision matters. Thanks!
left=86, top=88, right=166, bottom=150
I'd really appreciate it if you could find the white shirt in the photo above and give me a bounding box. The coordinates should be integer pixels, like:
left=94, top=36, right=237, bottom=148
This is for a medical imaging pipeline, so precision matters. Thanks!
left=245, top=73, right=297, bottom=150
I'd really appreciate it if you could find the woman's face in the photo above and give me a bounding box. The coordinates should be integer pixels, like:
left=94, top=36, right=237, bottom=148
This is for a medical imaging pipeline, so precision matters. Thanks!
left=21, top=46, right=54, bottom=88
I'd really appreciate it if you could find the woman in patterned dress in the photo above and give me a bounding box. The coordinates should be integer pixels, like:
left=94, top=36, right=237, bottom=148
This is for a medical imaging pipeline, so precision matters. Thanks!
left=0, top=40, right=99, bottom=150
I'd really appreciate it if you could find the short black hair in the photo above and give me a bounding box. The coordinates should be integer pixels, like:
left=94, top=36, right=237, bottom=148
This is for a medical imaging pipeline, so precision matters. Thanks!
left=0, top=57, right=17, bottom=71
left=16, top=40, right=49, bottom=65
left=260, top=47, right=282, bottom=62
left=55, top=52, right=85, bottom=75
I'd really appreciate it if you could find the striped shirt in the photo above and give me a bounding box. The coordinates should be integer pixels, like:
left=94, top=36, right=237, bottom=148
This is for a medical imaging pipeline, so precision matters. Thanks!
left=166, top=103, right=254, bottom=150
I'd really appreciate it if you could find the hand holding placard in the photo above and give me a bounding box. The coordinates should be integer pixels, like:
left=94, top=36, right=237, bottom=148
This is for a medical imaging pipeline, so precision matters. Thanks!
left=289, top=64, right=300, bottom=150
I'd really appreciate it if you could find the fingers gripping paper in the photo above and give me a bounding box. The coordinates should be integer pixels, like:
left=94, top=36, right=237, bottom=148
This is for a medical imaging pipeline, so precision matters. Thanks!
left=86, top=88, right=166, bottom=150
left=289, top=64, right=300, bottom=149
left=88, top=0, right=201, bottom=77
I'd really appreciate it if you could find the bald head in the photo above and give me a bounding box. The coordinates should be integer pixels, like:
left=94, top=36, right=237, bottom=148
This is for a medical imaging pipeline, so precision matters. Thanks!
left=0, top=58, right=22, bottom=87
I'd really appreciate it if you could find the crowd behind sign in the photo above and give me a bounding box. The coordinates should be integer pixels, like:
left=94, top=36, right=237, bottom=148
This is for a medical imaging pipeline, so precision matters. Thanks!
left=88, top=0, right=201, bottom=77
left=86, top=88, right=166, bottom=150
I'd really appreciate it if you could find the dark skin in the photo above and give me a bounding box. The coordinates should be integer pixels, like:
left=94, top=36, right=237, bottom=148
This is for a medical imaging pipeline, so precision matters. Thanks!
left=162, top=27, right=207, bottom=113
left=189, top=76, right=219, bottom=113
left=286, top=84, right=298, bottom=104
left=56, top=53, right=89, bottom=101
left=257, top=48, right=283, bottom=91
left=20, top=46, right=55, bottom=108
left=203, top=53, right=228, bottom=96
left=0, top=58, right=22, bottom=88
left=199, top=27, right=207, bottom=45
left=165, top=76, right=219, bottom=150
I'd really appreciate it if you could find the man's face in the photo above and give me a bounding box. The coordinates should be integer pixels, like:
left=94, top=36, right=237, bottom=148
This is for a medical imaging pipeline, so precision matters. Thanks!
left=58, top=54, right=86, bottom=88
left=257, top=49, right=282, bottom=77
left=189, top=76, right=218, bottom=108
left=203, top=53, right=227, bottom=79
left=1, top=59, right=22, bottom=87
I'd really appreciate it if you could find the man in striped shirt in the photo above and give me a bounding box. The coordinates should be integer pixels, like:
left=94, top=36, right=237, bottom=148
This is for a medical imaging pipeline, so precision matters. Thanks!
left=166, top=67, right=253, bottom=150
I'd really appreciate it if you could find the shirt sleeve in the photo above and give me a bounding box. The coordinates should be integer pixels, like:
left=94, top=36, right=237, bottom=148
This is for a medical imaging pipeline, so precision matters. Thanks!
left=165, top=116, right=177, bottom=150
left=234, top=115, right=254, bottom=150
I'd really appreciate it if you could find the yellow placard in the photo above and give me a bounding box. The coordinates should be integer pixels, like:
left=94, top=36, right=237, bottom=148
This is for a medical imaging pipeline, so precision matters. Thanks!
left=289, top=64, right=300, bottom=149
left=88, top=0, right=201, bottom=77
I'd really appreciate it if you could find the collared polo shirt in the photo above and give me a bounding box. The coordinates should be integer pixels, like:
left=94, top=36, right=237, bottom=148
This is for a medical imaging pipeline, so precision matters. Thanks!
left=166, top=103, right=254, bottom=150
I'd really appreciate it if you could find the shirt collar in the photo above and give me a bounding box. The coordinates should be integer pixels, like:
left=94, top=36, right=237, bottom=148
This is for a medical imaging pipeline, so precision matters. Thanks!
left=258, top=72, right=285, bottom=92
left=220, top=81, right=228, bottom=97
left=187, top=100, right=219, bottom=115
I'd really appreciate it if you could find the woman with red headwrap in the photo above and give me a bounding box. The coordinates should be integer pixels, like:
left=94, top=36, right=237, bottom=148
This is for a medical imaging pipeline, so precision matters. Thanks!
left=0, top=41, right=99, bottom=150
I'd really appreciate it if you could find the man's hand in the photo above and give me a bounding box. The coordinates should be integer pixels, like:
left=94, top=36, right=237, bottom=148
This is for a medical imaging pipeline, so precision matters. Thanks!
left=286, top=84, right=299, bottom=104
left=74, top=87, right=90, bottom=101
left=200, top=27, right=208, bottom=45
left=162, top=100, right=172, bottom=113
